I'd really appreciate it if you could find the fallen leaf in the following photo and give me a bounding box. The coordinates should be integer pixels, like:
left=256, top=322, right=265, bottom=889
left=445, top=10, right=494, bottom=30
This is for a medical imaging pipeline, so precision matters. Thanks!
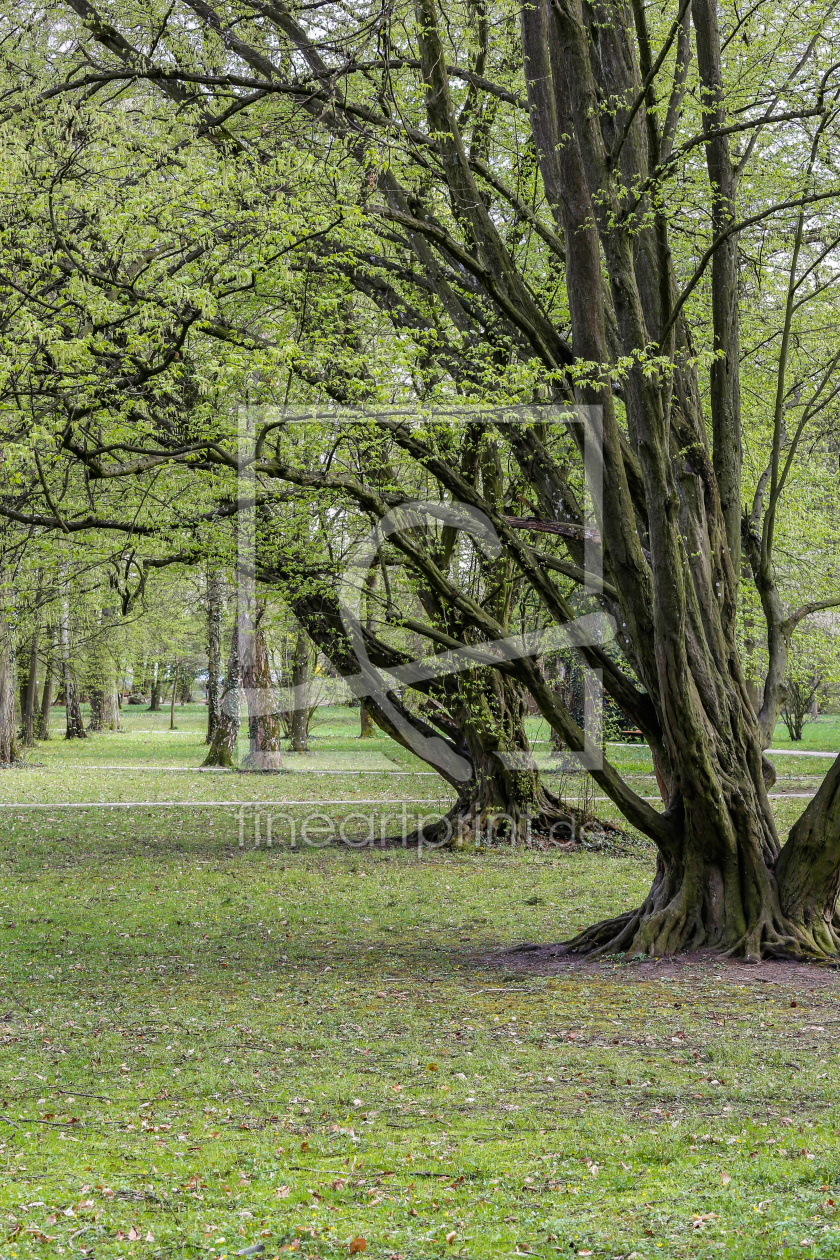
left=349, top=1238, right=367, bottom=1254
left=445, top=1231, right=457, bottom=1244
left=426, top=1063, right=438, bottom=1072
left=275, top=1185, right=290, bottom=1199
left=721, top=1172, right=731, bottom=1186
left=127, top=1226, right=141, bottom=1240
left=146, top=1232, right=154, bottom=1242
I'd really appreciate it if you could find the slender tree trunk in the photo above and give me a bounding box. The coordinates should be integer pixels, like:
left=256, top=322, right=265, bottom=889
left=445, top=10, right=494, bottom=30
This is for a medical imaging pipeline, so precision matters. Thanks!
left=289, top=626, right=312, bottom=752
left=39, top=634, right=54, bottom=741
left=169, top=663, right=178, bottom=730
left=359, top=569, right=376, bottom=738
left=60, top=594, right=85, bottom=741
left=148, top=662, right=162, bottom=711
left=202, top=625, right=240, bottom=768
left=22, top=632, right=38, bottom=746
left=206, top=567, right=222, bottom=743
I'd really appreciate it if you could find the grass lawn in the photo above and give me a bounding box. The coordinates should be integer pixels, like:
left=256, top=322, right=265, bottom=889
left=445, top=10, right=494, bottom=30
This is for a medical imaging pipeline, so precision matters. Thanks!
left=1, top=708, right=840, bottom=1260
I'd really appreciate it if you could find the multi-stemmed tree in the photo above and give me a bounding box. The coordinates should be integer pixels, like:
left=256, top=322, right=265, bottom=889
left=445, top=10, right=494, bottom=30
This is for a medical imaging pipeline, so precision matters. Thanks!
left=2, top=0, right=840, bottom=954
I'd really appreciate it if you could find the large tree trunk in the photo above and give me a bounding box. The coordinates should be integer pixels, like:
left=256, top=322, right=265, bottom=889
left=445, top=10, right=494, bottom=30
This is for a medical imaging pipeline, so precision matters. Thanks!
left=775, top=755, right=840, bottom=956
left=359, top=703, right=375, bottom=739
left=566, top=746, right=840, bottom=962
left=510, top=0, right=811, bottom=958
left=0, top=622, right=21, bottom=765
left=240, top=609, right=283, bottom=770
left=101, top=684, right=120, bottom=731
left=415, top=668, right=605, bottom=849
left=202, top=625, right=240, bottom=768
left=206, top=566, right=222, bottom=743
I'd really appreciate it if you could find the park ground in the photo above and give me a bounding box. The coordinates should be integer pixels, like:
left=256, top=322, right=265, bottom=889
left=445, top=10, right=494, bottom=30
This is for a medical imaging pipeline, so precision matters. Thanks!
left=2, top=706, right=840, bottom=1259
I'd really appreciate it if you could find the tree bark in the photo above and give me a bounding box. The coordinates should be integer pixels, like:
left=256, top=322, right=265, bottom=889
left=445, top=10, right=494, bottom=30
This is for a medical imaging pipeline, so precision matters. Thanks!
left=289, top=626, right=313, bottom=752
left=88, top=687, right=103, bottom=731
left=22, top=632, right=38, bottom=746
left=202, top=624, right=240, bottom=768
left=60, top=593, right=85, bottom=741
left=169, top=663, right=178, bottom=729
left=101, top=684, right=120, bottom=730
left=240, top=608, right=283, bottom=770
left=0, top=621, right=20, bottom=765
left=359, top=568, right=376, bottom=738
left=775, top=755, right=840, bottom=955
left=206, top=566, right=222, bottom=743
left=359, top=702, right=375, bottom=739
left=148, top=662, right=162, bottom=711
left=39, top=634, right=54, bottom=740
left=693, top=0, right=742, bottom=573
left=421, top=668, right=589, bottom=849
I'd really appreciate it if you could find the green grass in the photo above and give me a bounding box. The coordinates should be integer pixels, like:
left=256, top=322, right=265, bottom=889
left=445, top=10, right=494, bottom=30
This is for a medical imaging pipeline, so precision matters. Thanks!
left=768, top=715, right=840, bottom=753
left=2, top=713, right=840, bottom=1260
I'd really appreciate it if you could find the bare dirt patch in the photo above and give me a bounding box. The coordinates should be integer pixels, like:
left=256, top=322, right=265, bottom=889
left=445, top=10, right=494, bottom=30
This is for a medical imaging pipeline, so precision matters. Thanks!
left=481, top=941, right=840, bottom=995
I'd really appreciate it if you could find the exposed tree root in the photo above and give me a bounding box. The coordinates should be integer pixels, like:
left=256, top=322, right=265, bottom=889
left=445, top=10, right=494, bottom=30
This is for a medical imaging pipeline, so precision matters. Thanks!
left=377, top=788, right=621, bottom=851
left=553, top=897, right=840, bottom=964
